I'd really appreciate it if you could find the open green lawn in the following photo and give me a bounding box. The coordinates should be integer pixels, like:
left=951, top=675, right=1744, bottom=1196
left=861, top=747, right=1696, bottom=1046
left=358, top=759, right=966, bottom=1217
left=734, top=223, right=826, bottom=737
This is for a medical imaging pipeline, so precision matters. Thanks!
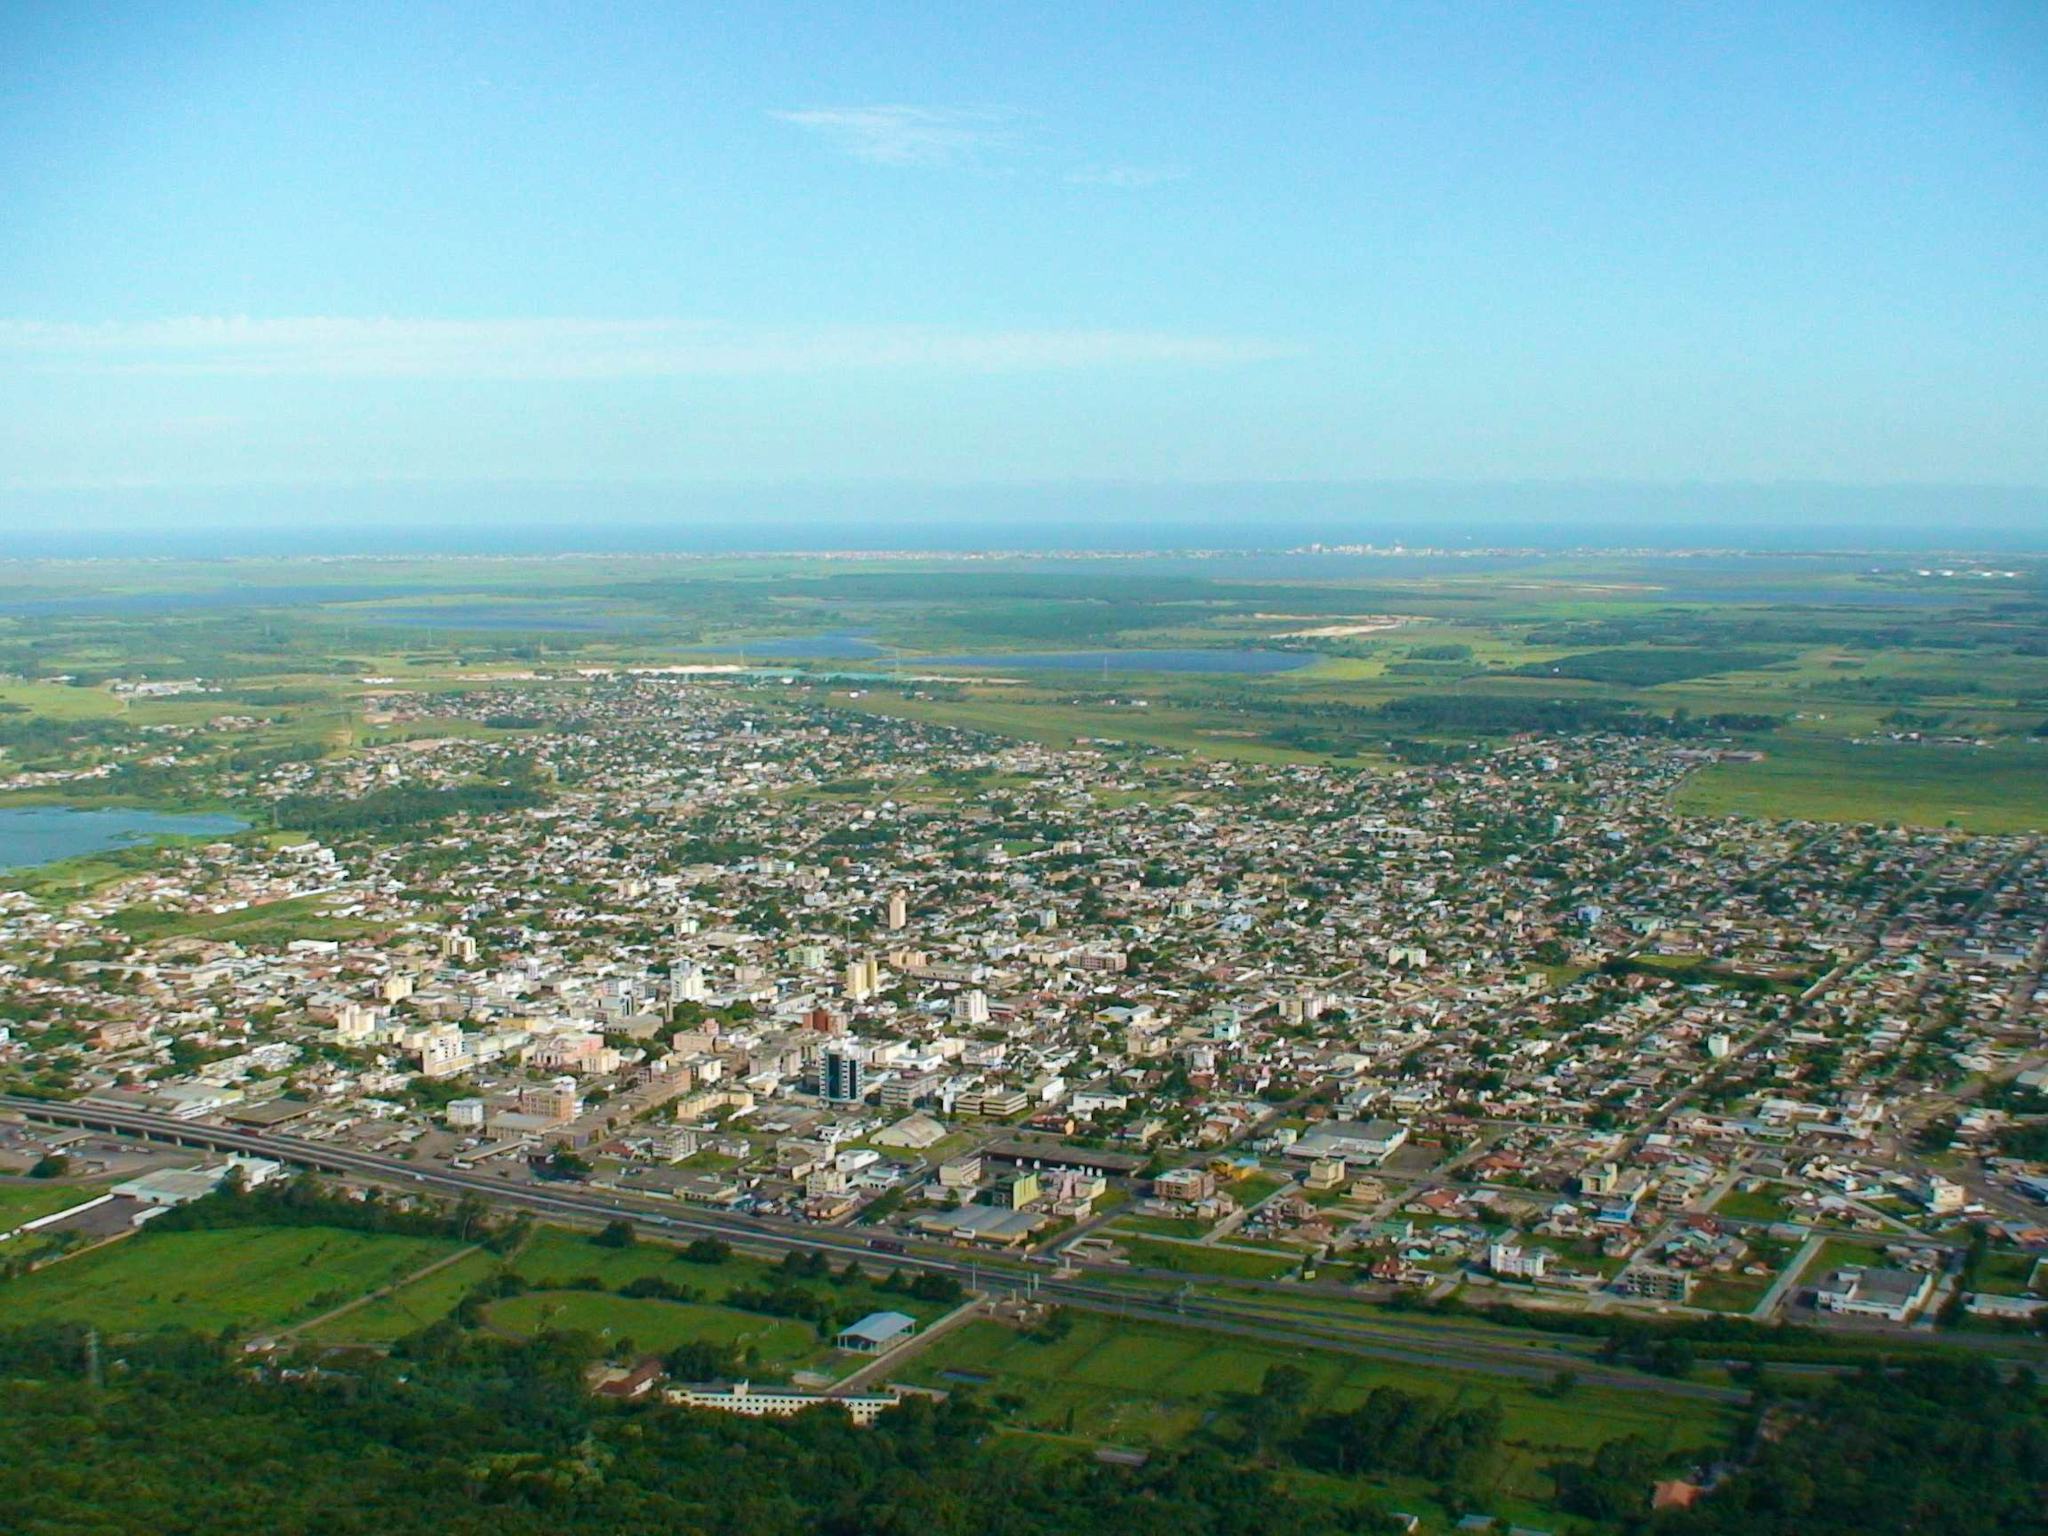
left=1676, top=736, right=2048, bottom=833
left=1517, top=1231, right=1631, bottom=1278
left=826, top=689, right=1382, bottom=768
left=304, top=1246, right=500, bottom=1345
left=898, top=1313, right=1732, bottom=1521
left=0, top=1178, right=110, bottom=1236
left=510, top=1223, right=956, bottom=1322
left=0, top=682, right=131, bottom=721
left=1231, top=1171, right=1289, bottom=1206
left=1110, top=1213, right=1214, bottom=1239
left=0, top=1225, right=460, bottom=1335
left=1689, top=1272, right=1777, bottom=1314
left=482, top=1291, right=823, bottom=1371
left=511, top=1224, right=769, bottom=1299
left=108, top=892, right=384, bottom=947
left=1112, top=1234, right=1301, bottom=1280
left=1973, top=1250, right=2045, bottom=1299
left=1713, top=1184, right=1798, bottom=1222
left=1810, top=1238, right=1895, bottom=1280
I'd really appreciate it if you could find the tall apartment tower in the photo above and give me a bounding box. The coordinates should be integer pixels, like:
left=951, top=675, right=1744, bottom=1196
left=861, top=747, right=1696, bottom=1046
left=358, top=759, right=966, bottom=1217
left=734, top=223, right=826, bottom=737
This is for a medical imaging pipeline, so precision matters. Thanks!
left=822, top=1044, right=867, bottom=1103
left=672, top=962, right=708, bottom=1004
left=843, top=955, right=882, bottom=1002
left=885, top=891, right=908, bottom=931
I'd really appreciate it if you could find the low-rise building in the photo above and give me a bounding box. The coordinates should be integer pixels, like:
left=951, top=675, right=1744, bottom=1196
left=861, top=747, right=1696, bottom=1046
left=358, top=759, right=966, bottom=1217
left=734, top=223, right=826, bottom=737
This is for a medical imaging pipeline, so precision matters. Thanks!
left=1812, top=1265, right=1933, bottom=1322
left=668, top=1380, right=900, bottom=1426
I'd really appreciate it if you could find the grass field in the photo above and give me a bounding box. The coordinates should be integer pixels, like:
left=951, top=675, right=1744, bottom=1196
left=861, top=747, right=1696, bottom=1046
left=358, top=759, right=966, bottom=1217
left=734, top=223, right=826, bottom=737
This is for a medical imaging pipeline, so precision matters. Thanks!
left=824, top=688, right=1382, bottom=768
left=1713, top=1184, right=1798, bottom=1223
left=0, top=1226, right=460, bottom=1335
left=304, top=1246, right=501, bottom=1344
left=1110, top=1233, right=1301, bottom=1280
left=1112, top=1213, right=1214, bottom=1239
left=1517, top=1231, right=1631, bottom=1278
left=1232, top=1172, right=1289, bottom=1207
left=1972, top=1251, right=2045, bottom=1299
left=1689, top=1272, right=1776, bottom=1314
left=510, top=1224, right=772, bottom=1298
left=897, top=1312, right=1732, bottom=1522
left=496, top=1224, right=956, bottom=1358
left=482, top=1290, right=822, bottom=1370
left=0, top=1178, right=109, bottom=1236
left=1810, top=1238, right=1895, bottom=1280
left=1676, top=736, right=2048, bottom=833
left=107, top=892, right=384, bottom=947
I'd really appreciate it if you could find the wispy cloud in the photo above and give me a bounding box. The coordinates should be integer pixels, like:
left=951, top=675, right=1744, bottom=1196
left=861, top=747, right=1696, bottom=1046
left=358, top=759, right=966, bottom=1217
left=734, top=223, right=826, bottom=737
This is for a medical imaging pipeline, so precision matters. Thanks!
left=771, top=105, right=1015, bottom=167
left=0, top=317, right=1290, bottom=380
left=1065, top=164, right=1190, bottom=189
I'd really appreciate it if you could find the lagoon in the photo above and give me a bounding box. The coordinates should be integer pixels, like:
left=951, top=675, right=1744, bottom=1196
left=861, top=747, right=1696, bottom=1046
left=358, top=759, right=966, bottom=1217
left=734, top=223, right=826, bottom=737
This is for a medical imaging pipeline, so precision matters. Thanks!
left=701, top=632, right=884, bottom=660
left=0, top=806, right=250, bottom=872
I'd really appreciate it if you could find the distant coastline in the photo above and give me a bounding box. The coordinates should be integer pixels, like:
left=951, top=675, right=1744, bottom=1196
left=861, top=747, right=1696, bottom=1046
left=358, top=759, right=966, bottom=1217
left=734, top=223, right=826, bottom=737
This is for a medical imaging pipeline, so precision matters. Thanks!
left=2, top=480, right=2045, bottom=558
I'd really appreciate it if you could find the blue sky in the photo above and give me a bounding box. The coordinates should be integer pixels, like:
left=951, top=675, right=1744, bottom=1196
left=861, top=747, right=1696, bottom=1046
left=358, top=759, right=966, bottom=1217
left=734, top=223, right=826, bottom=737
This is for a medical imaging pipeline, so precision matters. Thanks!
left=1, top=0, right=2044, bottom=509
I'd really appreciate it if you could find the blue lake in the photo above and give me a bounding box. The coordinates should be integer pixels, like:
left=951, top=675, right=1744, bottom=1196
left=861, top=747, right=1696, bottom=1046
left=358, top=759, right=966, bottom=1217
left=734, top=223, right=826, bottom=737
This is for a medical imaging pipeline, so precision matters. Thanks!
left=0, top=806, right=250, bottom=872
left=923, top=649, right=1320, bottom=674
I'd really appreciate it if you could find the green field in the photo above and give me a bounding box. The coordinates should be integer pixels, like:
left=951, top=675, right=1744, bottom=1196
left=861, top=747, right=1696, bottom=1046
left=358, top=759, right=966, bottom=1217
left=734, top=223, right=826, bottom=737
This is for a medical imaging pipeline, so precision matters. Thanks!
left=1809, top=1238, right=1895, bottom=1281
left=897, top=1312, right=1731, bottom=1522
left=1972, top=1251, right=2045, bottom=1299
left=510, top=1224, right=767, bottom=1296
left=1688, top=1272, right=1777, bottom=1314
left=1713, top=1183, right=1799, bottom=1223
left=1233, top=1172, right=1289, bottom=1206
left=509, top=1226, right=944, bottom=1316
left=1111, top=1233, right=1302, bottom=1280
left=0, top=1226, right=460, bottom=1335
left=827, top=688, right=1384, bottom=767
left=304, top=1246, right=501, bottom=1344
left=486, top=1223, right=957, bottom=1366
left=482, top=1290, right=822, bottom=1370
left=3, top=551, right=2043, bottom=847
left=107, top=892, right=385, bottom=947
left=1676, top=736, right=2048, bottom=833
left=0, top=1178, right=109, bottom=1237
left=1110, top=1213, right=1214, bottom=1239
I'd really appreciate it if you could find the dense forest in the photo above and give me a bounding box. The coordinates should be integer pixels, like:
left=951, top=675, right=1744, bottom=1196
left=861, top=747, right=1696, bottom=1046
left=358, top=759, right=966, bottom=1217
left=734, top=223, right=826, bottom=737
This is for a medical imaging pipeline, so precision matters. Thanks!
left=273, top=774, right=547, bottom=838
left=1658, top=1359, right=2048, bottom=1536
left=2, top=1303, right=2043, bottom=1535
left=0, top=1323, right=1385, bottom=1536
left=1511, top=648, right=1788, bottom=688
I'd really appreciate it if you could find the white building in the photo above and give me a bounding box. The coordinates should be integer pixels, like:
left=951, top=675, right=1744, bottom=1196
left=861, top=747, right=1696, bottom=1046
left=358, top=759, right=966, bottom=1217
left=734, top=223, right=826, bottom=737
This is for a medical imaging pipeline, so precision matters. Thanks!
left=667, top=1380, right=900, bottom=1427
left=1812, top=1266, right=1933, bottom=1322
left=446, top=1098, right=487, bottom=1128
left=1487, top=1241, right=1550, bottom=1281
left=1289, top=1118, right=1409, bottom=1166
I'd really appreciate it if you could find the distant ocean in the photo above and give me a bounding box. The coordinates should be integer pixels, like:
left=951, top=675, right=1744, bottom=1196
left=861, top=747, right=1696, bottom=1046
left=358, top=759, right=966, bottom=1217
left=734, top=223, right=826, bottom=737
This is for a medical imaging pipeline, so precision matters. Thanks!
left=1, top=481, right=2044, bottom=556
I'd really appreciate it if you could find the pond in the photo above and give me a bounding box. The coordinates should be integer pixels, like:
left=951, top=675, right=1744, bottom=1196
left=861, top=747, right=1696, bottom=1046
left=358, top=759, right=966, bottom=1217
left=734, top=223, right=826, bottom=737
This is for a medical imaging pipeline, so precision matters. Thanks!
left=0, top=806, right=250, bottom=872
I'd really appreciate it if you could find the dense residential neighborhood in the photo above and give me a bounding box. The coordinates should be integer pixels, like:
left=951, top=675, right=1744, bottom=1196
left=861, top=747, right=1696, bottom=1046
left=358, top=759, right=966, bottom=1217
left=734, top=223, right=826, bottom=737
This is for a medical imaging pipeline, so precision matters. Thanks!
left=7, top=673, right=2044, bottom=1339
